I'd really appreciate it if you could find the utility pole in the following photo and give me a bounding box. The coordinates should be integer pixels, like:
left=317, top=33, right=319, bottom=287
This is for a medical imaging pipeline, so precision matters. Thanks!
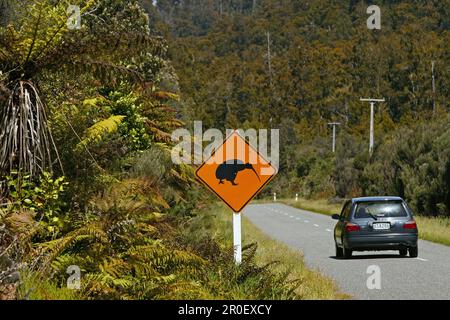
left=327, top=122, right=341, bottom=153
left=360, top=98, right=385, bottom=156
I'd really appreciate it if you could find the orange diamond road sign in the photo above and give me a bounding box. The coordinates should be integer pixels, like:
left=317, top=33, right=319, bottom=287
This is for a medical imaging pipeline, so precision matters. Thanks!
left=195, top=130, right=277, bottom=212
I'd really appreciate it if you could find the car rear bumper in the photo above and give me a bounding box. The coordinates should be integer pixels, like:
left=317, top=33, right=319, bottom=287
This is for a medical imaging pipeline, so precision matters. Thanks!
left=344, top=233, right=418, bottom=251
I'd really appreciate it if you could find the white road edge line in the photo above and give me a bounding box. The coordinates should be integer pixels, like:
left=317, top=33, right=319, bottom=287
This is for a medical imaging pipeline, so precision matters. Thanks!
left=313, top=224, right=319, bottom=227
left=304, top=220, right=309, bottom=223
left=326, top=228, right=332, bottom=232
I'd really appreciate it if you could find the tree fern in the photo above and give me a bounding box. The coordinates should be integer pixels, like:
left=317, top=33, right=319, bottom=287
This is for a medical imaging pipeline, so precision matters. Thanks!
left=0, top=0, right=166, bottom=177
left=0, top=81, right=61, bottom=176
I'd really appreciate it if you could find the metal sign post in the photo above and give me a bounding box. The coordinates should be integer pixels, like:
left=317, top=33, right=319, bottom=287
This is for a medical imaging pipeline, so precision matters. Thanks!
left=233, top=212, right=242, bottom=265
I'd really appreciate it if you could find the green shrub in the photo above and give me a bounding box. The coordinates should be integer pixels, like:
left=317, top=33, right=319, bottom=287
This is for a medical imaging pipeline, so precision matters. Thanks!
left=2, top=171, right=68, bottom=235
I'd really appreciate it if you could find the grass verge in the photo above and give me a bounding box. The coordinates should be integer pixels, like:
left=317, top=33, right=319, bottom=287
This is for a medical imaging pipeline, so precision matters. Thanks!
left=280, top=198, right=450, bottom=247
left=194, top=203, right=349, bottom=299
left=414, top=216, right=450, bottom=247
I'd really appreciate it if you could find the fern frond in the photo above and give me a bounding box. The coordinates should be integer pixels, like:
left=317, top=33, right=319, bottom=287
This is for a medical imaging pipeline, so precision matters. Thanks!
left=152, top=91, right=180, bottom=101
left=65, top=59, right=144, bottom=86
left=157, top=280, right=208, bottom=299
left=82, top=96, right=107, bottom=108
left=76, top=115, right=125, bottom=149
left=99, top=257, right=132, bottom=279
left=40, top=222, right=107, bottom=260
left=9, top=0, right=98, bottom=65
left=51, top=253, right=87, bottom=273
left=125, top=244, right=207, bottom=273
left=37, top=31, right=165, bottom=82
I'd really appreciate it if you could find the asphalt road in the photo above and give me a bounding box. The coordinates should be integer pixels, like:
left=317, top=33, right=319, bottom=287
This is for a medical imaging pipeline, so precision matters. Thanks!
left=243, top=203, right=450, bottom=300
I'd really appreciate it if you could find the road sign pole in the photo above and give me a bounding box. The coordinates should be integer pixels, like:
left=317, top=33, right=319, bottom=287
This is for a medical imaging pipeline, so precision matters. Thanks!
left=233, top=212, right=242, bottom=265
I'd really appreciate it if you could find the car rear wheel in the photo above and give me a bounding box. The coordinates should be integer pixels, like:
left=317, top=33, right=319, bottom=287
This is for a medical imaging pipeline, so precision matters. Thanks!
left=399, top=248, right=408, bottom=256
left=409, top=246, right=418, bottom=258
left=335, top=244, right=343, bottom=258
left=343, top=246, right=352, bottom=259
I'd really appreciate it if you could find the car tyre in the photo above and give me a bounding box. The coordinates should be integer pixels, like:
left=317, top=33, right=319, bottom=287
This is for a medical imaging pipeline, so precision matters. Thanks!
left=335, top=244, right=343, bottom=258
left=343, top=246, right=352, bottom=259
left=399, top=248, right=407, bottom=256
left=409, top=246, right=418, bottom=258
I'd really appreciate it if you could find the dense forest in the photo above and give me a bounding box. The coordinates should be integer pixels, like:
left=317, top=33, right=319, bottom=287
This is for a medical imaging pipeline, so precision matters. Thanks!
left=144, top=0, right=450, bottom=216
left=0, top=0, right=448, bottom=300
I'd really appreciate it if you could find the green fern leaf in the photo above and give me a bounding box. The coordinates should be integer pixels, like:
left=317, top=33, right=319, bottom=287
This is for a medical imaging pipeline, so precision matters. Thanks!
left=76, top=115, right=125, bottom=149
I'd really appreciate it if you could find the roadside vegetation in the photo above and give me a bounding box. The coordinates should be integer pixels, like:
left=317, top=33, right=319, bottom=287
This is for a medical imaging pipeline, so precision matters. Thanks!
left=185, top=203, right=349, bottom=300
left=414, top=216, right=450, bottom=247
left=281, top=198, right=450, bottom=247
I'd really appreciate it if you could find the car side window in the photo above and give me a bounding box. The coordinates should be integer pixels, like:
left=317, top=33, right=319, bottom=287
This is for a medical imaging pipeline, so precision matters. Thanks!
left=344, top=204, right=353, bottom=220
left=404, top=202, right=413, bottom=217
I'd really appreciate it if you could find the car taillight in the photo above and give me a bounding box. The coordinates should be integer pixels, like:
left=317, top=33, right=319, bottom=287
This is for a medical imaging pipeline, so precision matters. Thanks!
left=403, top=220, right=417, bottom=229
left=345, top=223, right=360, bottom=232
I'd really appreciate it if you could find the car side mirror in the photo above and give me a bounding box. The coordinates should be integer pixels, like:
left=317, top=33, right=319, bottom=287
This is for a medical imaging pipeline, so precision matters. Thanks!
left=331, top=214, right=340, bottom=220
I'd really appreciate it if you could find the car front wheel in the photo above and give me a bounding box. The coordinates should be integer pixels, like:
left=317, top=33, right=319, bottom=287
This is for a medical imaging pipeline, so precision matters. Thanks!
left=409, top=246, right=418, bottom=258
left=399, top=248, right=407, bottom=256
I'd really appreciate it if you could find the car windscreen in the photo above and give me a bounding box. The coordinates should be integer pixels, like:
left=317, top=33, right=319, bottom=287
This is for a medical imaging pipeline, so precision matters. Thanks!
left=354, top=201, right=408, bottom=219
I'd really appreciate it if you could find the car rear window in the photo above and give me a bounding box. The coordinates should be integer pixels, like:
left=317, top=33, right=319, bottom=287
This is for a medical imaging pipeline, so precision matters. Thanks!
left=354, top=201, right=408, bottom=219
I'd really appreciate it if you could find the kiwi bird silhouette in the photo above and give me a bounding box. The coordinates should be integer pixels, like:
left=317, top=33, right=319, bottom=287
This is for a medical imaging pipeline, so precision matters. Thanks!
left=215, top=159, right=260, bottom=186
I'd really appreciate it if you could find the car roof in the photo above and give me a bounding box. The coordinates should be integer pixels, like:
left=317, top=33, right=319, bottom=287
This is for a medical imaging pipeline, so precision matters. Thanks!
left=351, top=196, right=404, bottom=203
